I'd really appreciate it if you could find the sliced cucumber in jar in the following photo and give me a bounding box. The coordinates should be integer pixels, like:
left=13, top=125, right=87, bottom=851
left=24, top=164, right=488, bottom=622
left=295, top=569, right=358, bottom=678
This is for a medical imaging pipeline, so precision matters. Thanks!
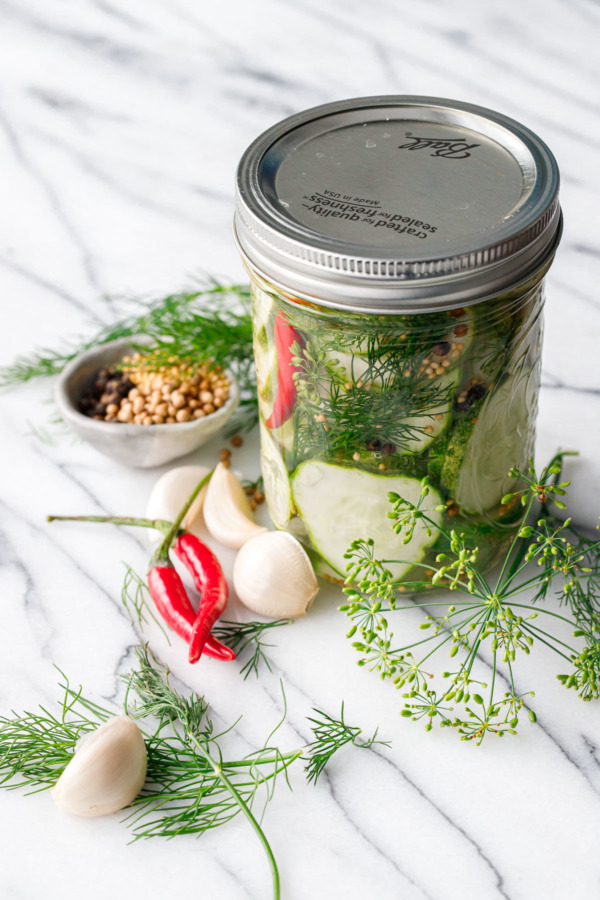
left=361, top=368, right=460, bottom=459
left=259, top=421, right=294, bottom=529
left=449, top=363, right=539, bottom=516
left=321, top=360, right=459, bottom=458
left=291, top=461, right=442, bottom=581
left=258, top=392, right=295, bottom=453
left=401, top=369, right=459, bottom=454
left=312, top=555, right=346, bottom=586
left=325, top=350, right=384, bottom=390
left=251, top=284, right=276, bottom=334
left=253, top=335, right=277, bottom=400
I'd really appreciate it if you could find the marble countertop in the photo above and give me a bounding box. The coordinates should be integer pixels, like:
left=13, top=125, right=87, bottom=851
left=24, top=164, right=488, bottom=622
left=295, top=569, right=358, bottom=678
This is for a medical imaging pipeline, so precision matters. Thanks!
left=2, top=2, right=600, bottom=898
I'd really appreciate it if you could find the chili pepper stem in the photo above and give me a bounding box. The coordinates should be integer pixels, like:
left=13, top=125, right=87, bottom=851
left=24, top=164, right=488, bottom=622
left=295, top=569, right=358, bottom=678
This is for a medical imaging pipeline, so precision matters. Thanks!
left=47, top=514, right=172, bottom=533
left=152, top=468, right=214, bottom=567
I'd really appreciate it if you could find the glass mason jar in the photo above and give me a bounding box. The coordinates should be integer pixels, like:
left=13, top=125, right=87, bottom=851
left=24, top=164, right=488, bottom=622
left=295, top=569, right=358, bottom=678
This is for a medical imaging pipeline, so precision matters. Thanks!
left=235, top=96, right=562, bottom=589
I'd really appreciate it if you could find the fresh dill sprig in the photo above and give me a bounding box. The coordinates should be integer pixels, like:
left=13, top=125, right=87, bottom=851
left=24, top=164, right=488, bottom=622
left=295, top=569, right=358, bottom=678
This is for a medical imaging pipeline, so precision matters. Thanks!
left=0, top=647, right=301, bottom=900
left=303, top=704, right=390, bottom=785
left=0, top=647, right=387, bottom=896
left=0, top=279, right=258, bottom=432
left=292, top=337, right=455, bottom=459
left=212, top=619, right=294, bottom=679
left=0, top=673, right=111, bottom=792
left=123, top=644, right=301, bottom=880
left=278, top=303, right=469, bottom=463
left=341, top=453, right=600, bottom=743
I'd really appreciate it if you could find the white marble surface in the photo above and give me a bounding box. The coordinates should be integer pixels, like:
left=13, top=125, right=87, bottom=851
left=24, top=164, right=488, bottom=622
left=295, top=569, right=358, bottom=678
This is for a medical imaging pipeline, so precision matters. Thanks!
left=2, top=2, right=600, bottom=898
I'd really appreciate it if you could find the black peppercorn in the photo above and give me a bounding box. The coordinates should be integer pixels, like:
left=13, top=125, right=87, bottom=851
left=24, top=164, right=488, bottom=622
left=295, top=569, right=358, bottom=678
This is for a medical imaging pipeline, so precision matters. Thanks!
left=432, top=341, right=451, bottom=357
left=456, top=383, right=486, bottom=413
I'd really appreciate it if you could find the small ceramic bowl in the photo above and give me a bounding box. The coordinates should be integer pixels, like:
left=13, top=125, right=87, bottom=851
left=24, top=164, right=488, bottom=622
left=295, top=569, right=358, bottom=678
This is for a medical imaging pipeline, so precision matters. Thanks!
left=55, top=338, right=240, bottom=468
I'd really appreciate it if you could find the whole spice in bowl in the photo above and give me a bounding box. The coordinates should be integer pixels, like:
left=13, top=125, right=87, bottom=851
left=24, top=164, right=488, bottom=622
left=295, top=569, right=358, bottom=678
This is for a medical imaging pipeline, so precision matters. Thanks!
left=55, top=338, right=240, bottom=467
left=79, top=353, right=231, bottom=426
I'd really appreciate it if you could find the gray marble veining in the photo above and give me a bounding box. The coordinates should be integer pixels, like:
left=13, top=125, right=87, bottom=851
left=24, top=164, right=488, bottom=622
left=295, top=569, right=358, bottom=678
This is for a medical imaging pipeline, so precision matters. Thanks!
left=1, top=1, right=600, bottom=898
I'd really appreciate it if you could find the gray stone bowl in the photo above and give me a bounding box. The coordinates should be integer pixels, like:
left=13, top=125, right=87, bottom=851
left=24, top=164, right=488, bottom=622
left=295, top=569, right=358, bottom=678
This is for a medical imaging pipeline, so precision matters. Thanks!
left=55, top=338, right=240, bottom=468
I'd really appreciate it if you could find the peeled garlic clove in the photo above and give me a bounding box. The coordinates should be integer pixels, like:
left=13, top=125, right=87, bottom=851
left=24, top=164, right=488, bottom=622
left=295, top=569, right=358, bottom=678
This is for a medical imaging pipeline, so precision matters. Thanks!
left=146, top=465, right=210, bottom=543
left=233, top=530, right=318, bottom=617
left=52, top=716, right=147, bottom=817
left=203, top=461, right=267, bottom=549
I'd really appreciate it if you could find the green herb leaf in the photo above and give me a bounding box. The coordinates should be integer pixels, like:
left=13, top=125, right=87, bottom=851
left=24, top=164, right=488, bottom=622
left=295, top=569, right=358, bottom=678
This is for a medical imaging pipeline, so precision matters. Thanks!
left=303, top=703, right=390, bottom=785
left=0, top=280, right=258, bottom=433
left=342, top=452, right=600, bottom=743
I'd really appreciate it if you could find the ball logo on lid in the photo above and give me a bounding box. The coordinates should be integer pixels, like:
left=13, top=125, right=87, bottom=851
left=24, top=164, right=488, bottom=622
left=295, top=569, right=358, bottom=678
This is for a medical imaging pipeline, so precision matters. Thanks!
left=398, top=132, right=480, bottom=159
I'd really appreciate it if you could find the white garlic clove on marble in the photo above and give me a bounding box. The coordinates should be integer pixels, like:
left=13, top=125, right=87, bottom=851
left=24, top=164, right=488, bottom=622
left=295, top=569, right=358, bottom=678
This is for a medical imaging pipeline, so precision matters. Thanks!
left=52, top=716, right=147, bottom=817
left=233, top=530, right=318, bottom=617
left=203, top=461, right=267, bottom=549
left=145, top=465, right=210, bottom=543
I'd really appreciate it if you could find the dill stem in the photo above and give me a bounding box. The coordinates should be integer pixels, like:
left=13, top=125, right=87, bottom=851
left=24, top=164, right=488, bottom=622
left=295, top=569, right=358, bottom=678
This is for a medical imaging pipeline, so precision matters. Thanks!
left=489, top=650, right=498, bottom=708
left=220, top=754, right=298, bottom=769
left=495, top=496, right=534, bottom=593
left=396, top=608, right=483, bottom=664
left=506, top=657, right=517, bottom=698
left=502, top=602, right=578, bottom=627
left=519, top=622, right=576, bottom=658
left=460, top=613, right=491, bottom=679
left=497, top=556, right=537, bottom=596
left=186, top=729, right=290, bottom=900
left=408, top=600, right=481, bottom=609
left=468, top=566, right=493, bottom=601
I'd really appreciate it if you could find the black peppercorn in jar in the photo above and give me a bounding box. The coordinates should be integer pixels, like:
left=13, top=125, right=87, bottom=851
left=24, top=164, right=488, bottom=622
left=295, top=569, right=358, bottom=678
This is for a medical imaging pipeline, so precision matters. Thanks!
left=234, top=96, right=562, bottom=589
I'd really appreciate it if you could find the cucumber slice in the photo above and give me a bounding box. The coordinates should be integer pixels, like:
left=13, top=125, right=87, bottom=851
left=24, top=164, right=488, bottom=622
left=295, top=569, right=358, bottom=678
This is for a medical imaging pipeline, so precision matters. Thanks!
left=251, top=285, right=277, bottom=399
left=287, top=515, right=309, bottom=540
left=402, top=369, right=459, bottom=454
left=312, top=554, right=345, bottom=586
left=319, top=359, right=458, bottom=457
left=325, top=350, right=383, bottom=389
left=251, top=284, right=275, bottom=334
left=273, top=418, right=295, bottom=454
left=291, top=461, right=442, bottom=581
left=253, top=334, right=277, bottom=400
left=349, top=370, right=458, bottom=464
left=438, top=409, right=478, bottom=491
left=260, top=422, right=294, bottom=529
left=258, top=392, right=295, bottom=453
left=452, top=364, right=538, bottom=515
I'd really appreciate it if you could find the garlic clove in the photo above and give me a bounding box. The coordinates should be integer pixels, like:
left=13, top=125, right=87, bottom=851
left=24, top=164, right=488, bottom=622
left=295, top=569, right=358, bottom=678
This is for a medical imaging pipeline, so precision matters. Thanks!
left=203, top=462, right=267, bottom=549
left=52, top=715, right=147, bottom=817
left=233, top=530, right=318, bottom=617
left=146, top=465, right=210, bottom=543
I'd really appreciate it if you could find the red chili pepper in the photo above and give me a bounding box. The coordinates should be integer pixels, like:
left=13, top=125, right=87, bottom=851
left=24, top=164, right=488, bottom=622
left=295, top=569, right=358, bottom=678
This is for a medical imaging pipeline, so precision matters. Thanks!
left=265, top=314, right=304, bottom=429
left=147, top=563, right=235, bottom=662
left=47, top=470, right=235, bottom=664
left=174, top=532, right=229, bottom=664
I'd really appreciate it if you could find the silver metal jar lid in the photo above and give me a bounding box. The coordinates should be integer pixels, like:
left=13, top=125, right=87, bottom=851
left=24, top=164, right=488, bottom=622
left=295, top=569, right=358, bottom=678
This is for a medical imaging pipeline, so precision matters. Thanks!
left=234, top=95, right=562, bottom=313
